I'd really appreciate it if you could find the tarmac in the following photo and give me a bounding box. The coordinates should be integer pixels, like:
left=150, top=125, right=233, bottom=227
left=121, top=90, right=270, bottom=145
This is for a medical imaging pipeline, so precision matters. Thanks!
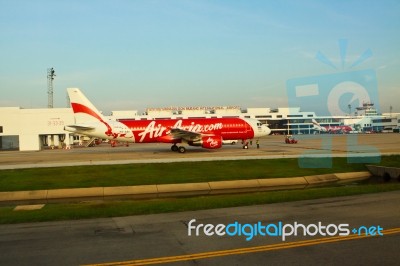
left=0, top=134, right=399, bottom=169
left=0, top=134, right=397, bottom=265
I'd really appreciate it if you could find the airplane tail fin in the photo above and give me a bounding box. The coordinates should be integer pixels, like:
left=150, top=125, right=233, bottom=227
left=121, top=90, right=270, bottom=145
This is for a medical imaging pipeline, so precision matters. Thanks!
left=311, top=119, right=320, bottom=127
left=67, top=88, right=106, bottom=124
left=311, top=119, right=327, bottom=132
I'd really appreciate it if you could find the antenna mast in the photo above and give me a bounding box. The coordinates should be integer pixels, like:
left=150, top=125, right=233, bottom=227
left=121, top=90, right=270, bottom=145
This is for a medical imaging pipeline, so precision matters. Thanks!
left=47, top=68, right=56, bottom=108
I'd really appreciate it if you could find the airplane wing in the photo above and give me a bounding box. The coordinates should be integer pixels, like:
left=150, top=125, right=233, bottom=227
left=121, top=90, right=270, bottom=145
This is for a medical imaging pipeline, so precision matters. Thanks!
left=65, top=124, right=96, bottom=130
left=169, top=128, right=204, bottom=141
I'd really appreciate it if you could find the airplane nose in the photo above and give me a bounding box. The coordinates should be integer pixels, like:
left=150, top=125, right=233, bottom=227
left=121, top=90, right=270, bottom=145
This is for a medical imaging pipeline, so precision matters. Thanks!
left=265, top=126, right=271, bottom=135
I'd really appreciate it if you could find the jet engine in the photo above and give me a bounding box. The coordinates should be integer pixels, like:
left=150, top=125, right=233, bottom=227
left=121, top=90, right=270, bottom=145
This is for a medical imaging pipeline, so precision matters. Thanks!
left=189, top=136, right=223, bottom=149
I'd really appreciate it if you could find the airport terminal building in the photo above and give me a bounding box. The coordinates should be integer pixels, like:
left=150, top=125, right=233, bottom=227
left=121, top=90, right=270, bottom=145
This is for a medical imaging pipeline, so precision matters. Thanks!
left=0, top=107, right=74, bottom=151
left=0, top=104, right=399, bottom=151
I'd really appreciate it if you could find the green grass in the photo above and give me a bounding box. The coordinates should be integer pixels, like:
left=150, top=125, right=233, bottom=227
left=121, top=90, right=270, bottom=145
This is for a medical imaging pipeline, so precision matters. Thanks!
left=2, top=156, right=396, bottom=192
left=375, top=155, right=400, bottom=168
left=0, top=155, right=398, bottom=224
left=1, top=183, right=400, bottom=224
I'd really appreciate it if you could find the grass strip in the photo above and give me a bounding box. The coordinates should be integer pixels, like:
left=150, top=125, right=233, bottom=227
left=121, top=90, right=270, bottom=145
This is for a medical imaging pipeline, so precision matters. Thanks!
left=1, top=155, right=398, bottom=192
left=1, top=183, right=399, bottom=224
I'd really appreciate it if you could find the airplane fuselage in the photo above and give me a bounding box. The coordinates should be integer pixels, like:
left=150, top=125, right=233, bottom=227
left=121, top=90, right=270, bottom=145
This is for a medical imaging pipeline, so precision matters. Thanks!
left=67, top=117, right=268, bottom=144
left=325, top=125, right=353, bottom=133
left=125, top=118, right=259, bottom=143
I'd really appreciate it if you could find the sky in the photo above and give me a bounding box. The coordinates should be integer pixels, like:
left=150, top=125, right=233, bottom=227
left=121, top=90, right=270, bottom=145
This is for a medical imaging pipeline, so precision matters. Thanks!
left=0, top=0, right=399, bottom=114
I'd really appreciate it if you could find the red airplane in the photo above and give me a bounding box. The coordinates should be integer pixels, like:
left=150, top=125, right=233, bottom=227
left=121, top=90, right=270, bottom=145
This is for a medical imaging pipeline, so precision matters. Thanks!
left=64, top=88, right=271, bottom=153
left=312, top=119, right=354, bottom=134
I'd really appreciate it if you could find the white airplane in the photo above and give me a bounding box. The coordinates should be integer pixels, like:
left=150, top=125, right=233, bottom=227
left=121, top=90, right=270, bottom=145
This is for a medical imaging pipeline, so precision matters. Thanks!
left=64, top=88, right=271, bottom=153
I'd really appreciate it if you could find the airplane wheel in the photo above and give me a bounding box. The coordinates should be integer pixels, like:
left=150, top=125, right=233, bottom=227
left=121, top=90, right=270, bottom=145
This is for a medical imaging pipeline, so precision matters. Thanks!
left=178, top=146, right=186, bottom=153
left=171, top=145, right=178, bottom=152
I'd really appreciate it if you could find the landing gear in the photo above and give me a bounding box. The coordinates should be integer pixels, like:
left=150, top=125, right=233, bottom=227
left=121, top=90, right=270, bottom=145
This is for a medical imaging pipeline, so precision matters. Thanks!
left=242, top=139, right=249, bottom=149
left=171, top=144, right=178, bottom=152
left=171, top=144, right=186, bottom=153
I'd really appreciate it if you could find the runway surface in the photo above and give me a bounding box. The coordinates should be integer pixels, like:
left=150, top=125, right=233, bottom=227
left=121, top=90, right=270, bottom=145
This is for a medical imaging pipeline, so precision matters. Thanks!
left=0, top=134, right=399, bottom=169
left=0, top=191, right=399, bottom=265
left=0, top=134, right=399, bottom=265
